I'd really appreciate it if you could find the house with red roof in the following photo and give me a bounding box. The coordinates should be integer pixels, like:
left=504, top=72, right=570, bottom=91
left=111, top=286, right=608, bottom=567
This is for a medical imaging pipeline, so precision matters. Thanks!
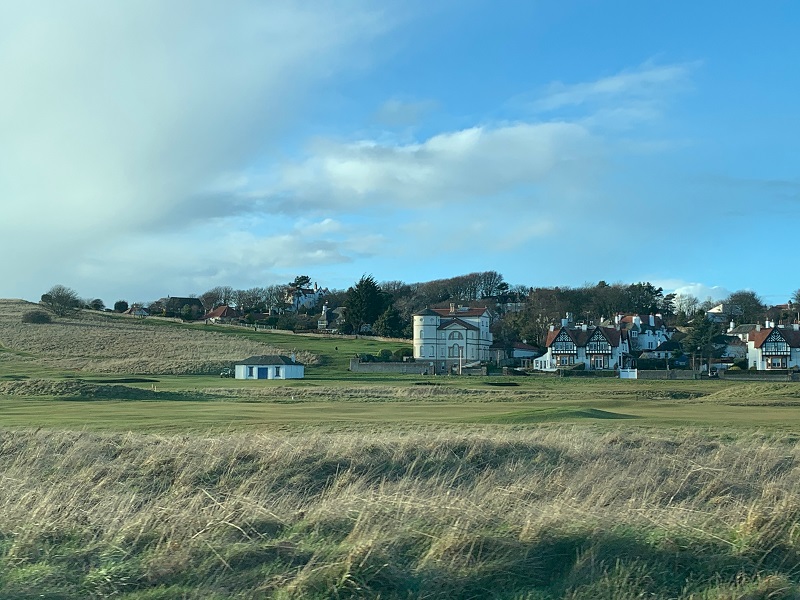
left=412, top=304, right=493, bottom=374
left=747, top=324, right=800, bottom=370
left=533, top=318, right=630, bottom=372
left=202, top=304, right=241, bottom=323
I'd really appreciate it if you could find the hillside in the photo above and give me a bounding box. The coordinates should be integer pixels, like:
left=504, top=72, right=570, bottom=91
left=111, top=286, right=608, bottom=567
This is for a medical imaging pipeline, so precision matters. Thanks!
left=0, top=299, right=317, bottom=375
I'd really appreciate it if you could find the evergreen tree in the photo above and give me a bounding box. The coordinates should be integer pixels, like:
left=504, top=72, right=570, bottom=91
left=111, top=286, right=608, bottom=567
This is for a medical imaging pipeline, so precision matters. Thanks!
left=344, top=275, right=389, bottom=333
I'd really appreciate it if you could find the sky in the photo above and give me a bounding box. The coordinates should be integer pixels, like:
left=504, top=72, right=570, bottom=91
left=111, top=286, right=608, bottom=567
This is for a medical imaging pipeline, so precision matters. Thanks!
left=1, top=1, right=798, bottom=306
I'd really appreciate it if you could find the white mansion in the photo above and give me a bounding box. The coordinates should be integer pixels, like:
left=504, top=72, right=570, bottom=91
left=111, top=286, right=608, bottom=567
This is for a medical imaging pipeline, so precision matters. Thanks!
left=413, top=304, right=493, bottom=374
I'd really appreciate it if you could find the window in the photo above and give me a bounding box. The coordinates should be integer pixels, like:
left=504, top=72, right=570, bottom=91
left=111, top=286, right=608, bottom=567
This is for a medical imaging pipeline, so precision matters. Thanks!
left=769, top=357, right=787, bottom=369
left=274, top=366, right=281, bottom=378
left=448, top=331, right=463, bottom=339
left=448, top=345, right=462, bottom=358
left=247, top=366, right=254, bottom=377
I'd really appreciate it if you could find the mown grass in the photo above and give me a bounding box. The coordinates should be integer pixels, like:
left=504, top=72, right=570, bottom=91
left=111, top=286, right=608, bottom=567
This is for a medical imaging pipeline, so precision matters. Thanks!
left=3, top=426, right=800, bottom=599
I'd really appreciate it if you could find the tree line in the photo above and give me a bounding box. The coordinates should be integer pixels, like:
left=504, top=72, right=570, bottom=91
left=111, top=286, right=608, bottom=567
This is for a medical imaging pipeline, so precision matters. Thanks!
left=36, top=276, right=800, bottom=350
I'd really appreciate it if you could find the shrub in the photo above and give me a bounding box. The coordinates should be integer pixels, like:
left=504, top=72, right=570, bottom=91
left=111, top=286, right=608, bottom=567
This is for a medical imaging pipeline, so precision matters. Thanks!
left=378, top=349, right=393, bottom=362
left=22, top=310, right=52, bottom=324
left=393, top=348, right=413, bottom=361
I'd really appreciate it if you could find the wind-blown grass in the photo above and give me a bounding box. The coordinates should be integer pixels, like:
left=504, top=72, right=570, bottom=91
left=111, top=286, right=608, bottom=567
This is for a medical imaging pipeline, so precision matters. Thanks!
left=2, top=426, right=800, bottom=599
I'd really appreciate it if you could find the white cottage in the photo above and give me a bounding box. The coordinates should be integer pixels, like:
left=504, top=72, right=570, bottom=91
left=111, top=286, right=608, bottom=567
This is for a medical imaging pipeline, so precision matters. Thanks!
left=235, top=355, right=305, bottom=379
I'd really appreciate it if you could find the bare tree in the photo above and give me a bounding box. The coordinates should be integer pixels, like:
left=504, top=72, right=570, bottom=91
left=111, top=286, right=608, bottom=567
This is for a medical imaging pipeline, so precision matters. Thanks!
left=40, top=285, right=81, bottom=317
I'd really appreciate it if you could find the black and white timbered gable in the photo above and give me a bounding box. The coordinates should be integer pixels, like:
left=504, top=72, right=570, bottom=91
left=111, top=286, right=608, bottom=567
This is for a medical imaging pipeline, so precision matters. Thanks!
left=586, top=328, right=612, bottom=354
left=550, top=329, right=577, bottom=354
left=761, top=328, right=791, bottom=355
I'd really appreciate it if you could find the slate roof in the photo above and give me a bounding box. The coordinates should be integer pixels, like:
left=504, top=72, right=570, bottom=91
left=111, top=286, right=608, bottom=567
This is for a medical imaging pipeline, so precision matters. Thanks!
left=437, top=317, right=479, bottom=331
left=653, top=339, right=682, bottom=352
left=236, top=355, right=302, bottom=366
left=430, top=306, right=489, bottom=318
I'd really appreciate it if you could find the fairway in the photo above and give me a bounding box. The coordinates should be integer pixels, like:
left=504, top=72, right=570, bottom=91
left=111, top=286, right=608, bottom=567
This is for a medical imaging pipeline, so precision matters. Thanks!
left=3, top=386, right=800, bottom=431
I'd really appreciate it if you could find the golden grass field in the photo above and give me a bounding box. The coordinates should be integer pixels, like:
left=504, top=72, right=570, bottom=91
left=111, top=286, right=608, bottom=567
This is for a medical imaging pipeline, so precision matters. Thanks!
left=0, top=299, right=317, bottom=375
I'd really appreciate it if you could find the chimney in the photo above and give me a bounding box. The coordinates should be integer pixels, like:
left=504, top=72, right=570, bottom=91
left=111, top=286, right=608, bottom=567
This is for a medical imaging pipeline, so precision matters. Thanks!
left=728, top=320, right=734, bottom=332
left=793, top=324, right=799, bottom=331
left=291, top=353, right=296, bottom=363
left=450, top=303, right=455, bottom=313
left=561, top=317, right=569, bottom=328
left=756, top=324, right=761, bottom=332
left=615, top=314, right=621, bottom=325
left=581, top=323, right=588, bottom=331
left=549, top=325, right=555, bottom=332
left=649, top=314, right=655, bottom=327
left=633, top=315, right=641, bottom=328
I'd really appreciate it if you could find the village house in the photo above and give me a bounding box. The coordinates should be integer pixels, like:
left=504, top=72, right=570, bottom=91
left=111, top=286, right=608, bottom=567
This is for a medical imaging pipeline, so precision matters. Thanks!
left=202, top=304, right=241, bottom=324
left=285, top=282, right=328, bottom=312
left=706, top=303, right=743, bottom=324
left=316, top=302, right=345, bottom=332
left=747, top=323, right=800, bottom=370
left=613, top=313, right=672, bottom=351
left=413, top=304, right=493, bottom=374
left=534, top=315, right=630, bottom=372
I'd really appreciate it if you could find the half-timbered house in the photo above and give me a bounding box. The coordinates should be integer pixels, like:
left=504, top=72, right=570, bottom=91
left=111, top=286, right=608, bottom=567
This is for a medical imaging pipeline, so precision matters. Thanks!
left=534, top=324, right=629, bottom=371
left=747, top=325, right=800, bottom=370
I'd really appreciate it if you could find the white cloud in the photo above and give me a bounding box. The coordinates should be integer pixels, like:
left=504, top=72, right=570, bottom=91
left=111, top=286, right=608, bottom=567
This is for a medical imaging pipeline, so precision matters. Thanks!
left=534, top=62, right=696, bottom=112
left=260, top=120, right=600, bottom=213
left=655, top=280, right=731, bottom=302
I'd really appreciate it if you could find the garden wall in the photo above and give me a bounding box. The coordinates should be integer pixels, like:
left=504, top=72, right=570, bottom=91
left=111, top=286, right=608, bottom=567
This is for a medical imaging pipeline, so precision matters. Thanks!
left=348, top=359, right=430, bottom=375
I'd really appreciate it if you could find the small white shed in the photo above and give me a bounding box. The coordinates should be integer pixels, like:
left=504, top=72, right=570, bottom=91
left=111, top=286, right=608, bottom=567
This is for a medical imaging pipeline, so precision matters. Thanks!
left=234, top=355, right=305, bottom=380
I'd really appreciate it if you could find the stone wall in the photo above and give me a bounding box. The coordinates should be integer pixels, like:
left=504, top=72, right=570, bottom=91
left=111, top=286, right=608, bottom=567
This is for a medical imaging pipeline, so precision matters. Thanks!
left=348, top=359, right=430, bottom=375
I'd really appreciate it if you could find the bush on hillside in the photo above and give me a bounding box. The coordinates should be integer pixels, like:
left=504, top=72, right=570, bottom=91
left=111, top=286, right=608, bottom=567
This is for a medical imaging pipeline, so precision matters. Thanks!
left=22, top=310, right=52, bottom=324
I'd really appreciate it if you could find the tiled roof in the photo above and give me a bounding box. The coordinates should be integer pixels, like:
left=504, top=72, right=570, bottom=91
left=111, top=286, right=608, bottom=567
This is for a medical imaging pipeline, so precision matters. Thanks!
left=545, top=326, right=626, bottom=348
left=750, top=327, right=800, bottom=349
left=413, top=308, right=440, bottom=316
left=203, top=305, right=240, bottom=320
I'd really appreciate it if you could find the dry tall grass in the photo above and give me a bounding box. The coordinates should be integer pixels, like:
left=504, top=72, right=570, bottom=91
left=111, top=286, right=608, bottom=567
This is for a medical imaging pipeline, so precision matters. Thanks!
left=0, top=300, right=316, bottom=375
left=2, top=426, right=799, bottom=598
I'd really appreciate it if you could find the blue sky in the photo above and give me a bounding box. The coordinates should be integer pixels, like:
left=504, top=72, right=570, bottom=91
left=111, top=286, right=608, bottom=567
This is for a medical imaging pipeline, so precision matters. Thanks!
left=1, top=1, right=798, bottom=306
